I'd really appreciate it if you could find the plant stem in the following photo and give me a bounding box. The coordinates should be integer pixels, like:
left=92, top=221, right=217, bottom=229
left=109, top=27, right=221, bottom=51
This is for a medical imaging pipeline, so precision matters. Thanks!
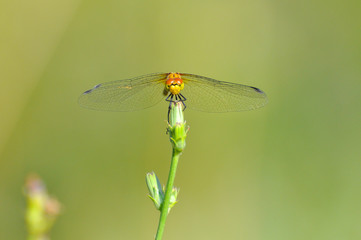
left=155, top=149, right=181, bottom=240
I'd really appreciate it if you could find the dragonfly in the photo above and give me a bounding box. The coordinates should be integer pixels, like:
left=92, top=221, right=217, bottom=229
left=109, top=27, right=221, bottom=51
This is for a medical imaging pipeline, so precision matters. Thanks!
left=78, top=72, right=267, bottom=113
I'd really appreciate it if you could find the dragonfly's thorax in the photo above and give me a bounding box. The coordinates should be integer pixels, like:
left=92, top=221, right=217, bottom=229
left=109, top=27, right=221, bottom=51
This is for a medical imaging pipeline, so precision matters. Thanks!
left=166, top=73, right=184, bottom=95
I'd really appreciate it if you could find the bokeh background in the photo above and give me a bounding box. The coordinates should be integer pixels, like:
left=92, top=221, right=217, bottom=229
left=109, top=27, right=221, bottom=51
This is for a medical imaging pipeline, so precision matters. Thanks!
left=1, top=0, right=360, bottom=239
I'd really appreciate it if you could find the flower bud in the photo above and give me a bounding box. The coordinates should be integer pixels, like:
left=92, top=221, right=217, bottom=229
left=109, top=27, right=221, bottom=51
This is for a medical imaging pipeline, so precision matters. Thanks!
left=146, top=172, right=164, bottom=210
left=168, top=102, right=187, bottom=152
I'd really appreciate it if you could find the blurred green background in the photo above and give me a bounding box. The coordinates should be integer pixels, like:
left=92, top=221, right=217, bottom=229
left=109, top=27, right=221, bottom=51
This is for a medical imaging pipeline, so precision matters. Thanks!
left=1, top=0, right=360, bottom=239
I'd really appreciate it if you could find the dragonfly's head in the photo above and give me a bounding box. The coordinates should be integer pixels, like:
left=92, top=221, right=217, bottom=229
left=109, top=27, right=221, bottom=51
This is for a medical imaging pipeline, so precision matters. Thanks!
left=166, top=72, right=184, bottom=95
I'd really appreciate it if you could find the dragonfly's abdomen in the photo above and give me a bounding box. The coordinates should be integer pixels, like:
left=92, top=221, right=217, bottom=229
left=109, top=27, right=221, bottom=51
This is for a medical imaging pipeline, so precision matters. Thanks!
left=166, top=73, right=184, bottom=95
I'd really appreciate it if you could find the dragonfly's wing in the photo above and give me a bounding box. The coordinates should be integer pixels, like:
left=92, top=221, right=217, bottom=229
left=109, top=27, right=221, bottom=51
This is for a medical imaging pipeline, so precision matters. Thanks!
left=181, top=73, right=268, bottom=112
left=79, top=73, right=168, bottom=111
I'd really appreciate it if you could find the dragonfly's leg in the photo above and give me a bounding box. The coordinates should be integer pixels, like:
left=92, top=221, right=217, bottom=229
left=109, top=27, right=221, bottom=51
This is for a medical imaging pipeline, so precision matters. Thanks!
left=179, top=93, right=187, bottom=111
left=166, top=94, right=174, bottom=112
left=165, top=93, right=173, bottom=102
left=167, top=94, right=174, bottom=122
left=176, top=95, right=186, bottom=111
left=181, top=100, right=187, bottom=111
left=179, top=93, right=187, bottom=101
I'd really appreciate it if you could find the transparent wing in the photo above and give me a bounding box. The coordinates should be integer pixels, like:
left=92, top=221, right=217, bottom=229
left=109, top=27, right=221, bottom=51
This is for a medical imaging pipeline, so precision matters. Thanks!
left=78, top=73, right=168, bottom=111
left=181, top=73, right=268, bottom=112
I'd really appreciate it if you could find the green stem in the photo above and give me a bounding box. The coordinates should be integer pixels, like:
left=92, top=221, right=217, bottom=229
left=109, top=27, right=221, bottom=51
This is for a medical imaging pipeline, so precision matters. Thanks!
left=155, top=149, right=181, bottom=240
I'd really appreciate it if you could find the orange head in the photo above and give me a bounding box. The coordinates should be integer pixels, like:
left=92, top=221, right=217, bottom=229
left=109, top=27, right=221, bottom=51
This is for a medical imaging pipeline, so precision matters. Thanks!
left=165, top=72, right=184, bottom=95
